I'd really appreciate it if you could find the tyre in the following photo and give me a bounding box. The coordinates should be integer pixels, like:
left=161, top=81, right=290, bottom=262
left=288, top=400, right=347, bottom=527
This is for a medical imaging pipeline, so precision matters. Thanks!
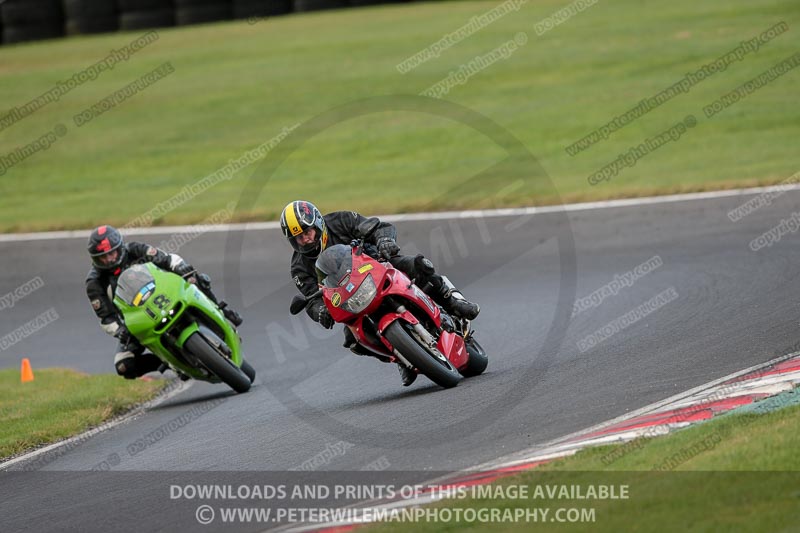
left=65, top=0, right=117, bottom=34
left=241, top=359, right=256, bottom=383
left=292, top=0, right=346, bottom=12
left=384, top=321, right=460, bottom=389
left=174, top=0, right=228, bottom=6
left=460, top=336, right=488, bottom=377
left=175, top=4, right=231, bottom=25
left=348, top=0, right=402, bottom=5
left=232, top=0, right=291, bottom=19
left=66, top=16, right=118, bottom=34
left=184, top=332, right=251, bottom=393
left=64, top=0, right=117, bottom=18
left=119, top=9, right=174, bottom=30
left=1, top=0, right=62, bottom=26
left=2, top=24, right=63, bottom=44
left=117, top=0, right=170, bottom=11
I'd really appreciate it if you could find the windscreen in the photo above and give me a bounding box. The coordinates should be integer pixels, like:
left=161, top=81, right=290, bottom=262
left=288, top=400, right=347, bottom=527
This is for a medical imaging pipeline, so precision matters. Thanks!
left=116, top=264, right=156, bottom=306
left=315, top=244, right=353, bottom=288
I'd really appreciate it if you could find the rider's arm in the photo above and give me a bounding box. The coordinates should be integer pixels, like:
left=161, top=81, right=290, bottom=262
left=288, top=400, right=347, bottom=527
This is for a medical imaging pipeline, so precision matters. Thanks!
left=127, top=241, right=191, bottom=274
left=369, top=217, right=397, bottom=244
left=290, top=255, right=330, bottom=323
left=290, top=255, right=320, bottom=299
left=326, top=211, right=397, bottom=244
left=85, top=269, right=120, bottom=336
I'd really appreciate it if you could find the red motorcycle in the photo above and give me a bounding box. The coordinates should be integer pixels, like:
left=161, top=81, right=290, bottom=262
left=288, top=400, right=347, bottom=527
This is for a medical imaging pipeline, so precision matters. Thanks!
left=290, top=221, right=488, bottom=388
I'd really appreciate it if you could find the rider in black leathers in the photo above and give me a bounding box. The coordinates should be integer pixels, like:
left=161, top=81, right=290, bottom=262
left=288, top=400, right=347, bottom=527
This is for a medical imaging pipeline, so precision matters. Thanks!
left=85, top=225, right=242, bottom=379
left=280, top=201, right=479, bottom=386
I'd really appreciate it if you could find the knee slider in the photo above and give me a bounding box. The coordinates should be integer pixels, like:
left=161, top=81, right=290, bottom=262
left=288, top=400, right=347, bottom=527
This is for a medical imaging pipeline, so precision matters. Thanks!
left=414, top=255, right=436, bottom=277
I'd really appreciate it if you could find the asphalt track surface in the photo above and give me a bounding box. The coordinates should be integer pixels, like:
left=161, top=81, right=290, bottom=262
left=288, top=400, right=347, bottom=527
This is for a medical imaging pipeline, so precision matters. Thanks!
left=2, top=191, right=800, bottom=531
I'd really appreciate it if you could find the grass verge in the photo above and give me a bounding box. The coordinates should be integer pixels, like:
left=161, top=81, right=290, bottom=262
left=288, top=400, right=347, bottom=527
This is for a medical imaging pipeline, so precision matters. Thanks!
left=0, top=0, right=797, bottom=231
left=369, top=396, right=800, bottom=531
left=0, top=368, right=167, bottom=460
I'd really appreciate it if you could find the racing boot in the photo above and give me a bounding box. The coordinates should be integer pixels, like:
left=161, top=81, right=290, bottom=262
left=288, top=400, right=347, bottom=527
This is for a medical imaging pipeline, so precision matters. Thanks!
left=343, top=327, right=371, bottom=356
left=397, top=363, right=417, bottom=387
left=343, top=328, right=390, bottom=362
left=437, top=276, right=480, bottom=320
left=446, top=295, right=480, bottom=320
left=412, top=257, right=479, bottom=321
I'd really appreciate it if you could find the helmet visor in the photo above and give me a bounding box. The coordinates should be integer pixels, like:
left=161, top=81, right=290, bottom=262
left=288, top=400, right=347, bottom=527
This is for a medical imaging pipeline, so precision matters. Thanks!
left=90, top=244, right=123, bottom=270
left=291, top=227, right=321, bottom=255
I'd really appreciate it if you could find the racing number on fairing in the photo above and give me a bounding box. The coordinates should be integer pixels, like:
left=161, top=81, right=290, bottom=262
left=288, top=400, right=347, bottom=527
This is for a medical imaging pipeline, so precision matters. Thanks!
left=153, top=294, right=171, bottom=310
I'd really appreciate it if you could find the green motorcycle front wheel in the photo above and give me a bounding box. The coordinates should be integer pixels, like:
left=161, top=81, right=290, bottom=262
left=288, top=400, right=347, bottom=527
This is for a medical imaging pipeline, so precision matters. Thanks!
left=185, top=332, right=251, bottom=393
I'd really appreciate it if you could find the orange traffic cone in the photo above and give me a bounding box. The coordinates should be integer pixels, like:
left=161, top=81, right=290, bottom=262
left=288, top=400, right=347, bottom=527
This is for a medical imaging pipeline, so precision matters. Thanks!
left=20, top=358, right=34, bottom=383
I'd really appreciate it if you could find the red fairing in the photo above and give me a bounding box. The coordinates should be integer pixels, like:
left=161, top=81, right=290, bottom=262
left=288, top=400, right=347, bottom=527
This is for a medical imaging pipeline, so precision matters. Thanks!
left=378, top=309, right=419, bottom=335
left=377, top=267, right=443, bottom=327
left=347, top=320, right=388, bottom=356
left=438, top=331, right=469, bottom=370
left=319, top=245, right=465, bottom=370
left=377, top=310, right=419, bottom=352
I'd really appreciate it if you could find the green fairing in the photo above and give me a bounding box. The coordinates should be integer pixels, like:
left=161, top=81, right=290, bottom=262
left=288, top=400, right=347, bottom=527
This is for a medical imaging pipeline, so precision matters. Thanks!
left=113, top=263, right=243, bottom=383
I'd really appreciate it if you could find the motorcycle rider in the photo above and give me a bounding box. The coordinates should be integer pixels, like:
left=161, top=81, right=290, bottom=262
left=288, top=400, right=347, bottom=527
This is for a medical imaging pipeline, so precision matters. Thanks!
left=85, top=225, right=243, bottom=379
left=280, top=200, right=479, bottom=386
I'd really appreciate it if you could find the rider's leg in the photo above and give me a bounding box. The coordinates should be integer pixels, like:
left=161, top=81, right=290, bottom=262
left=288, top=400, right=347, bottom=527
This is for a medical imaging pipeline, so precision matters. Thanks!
left=429, top=274, right=480, bottom=320
left=388, top=255, right=480, bottom=320
left=342, top=327, right=391, bottom=362
left=114, top=340, right=162, bottom=379
left=342, top=327, right=412, bottom=385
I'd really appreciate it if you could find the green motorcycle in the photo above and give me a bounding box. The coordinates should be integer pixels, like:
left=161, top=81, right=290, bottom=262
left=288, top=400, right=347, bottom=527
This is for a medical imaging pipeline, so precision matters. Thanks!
left=113, top=263, right=254, bottom=393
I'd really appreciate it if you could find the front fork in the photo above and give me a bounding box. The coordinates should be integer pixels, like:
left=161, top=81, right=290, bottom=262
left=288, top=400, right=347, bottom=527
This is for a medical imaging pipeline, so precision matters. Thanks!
left=387, top=304, right=450, bottom=369
left=387, top=305, right=416, bottom=370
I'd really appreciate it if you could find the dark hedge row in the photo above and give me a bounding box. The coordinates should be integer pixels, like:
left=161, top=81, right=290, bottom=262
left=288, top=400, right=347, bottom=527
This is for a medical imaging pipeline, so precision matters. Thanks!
left=0, top=0, right=410, bottom=45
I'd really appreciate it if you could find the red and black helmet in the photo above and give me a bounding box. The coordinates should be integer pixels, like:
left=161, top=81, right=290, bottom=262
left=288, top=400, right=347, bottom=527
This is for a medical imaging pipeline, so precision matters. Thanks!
left=88, top=225, right=127, bottom=271
left=280, top=201, right=327, bottom=256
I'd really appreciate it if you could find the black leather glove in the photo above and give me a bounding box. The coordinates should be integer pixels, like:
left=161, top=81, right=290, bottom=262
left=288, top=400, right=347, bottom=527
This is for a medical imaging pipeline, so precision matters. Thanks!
left=173, top=262, right=194, bottom=276
left=114, top=324, right=131, bottom=344
left=173, top=262, right=197, bottom=283
left=308, top=301, right=334, bottom=329
left=376, top=237, right=400, bottom=260
left=197, top=272, right=212, bottom=290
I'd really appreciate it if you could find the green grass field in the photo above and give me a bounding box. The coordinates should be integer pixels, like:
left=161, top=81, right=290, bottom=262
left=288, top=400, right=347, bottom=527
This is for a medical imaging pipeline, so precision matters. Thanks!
left=0, top=0, right=797, bottom=232
left=369, top=398, right=800, bottom=532
left=0, top=368, right=167, bottom=459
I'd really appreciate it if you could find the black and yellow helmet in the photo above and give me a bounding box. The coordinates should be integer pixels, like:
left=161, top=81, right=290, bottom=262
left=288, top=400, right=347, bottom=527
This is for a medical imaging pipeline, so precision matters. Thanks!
left=280, top=200, right=328, bottom=256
